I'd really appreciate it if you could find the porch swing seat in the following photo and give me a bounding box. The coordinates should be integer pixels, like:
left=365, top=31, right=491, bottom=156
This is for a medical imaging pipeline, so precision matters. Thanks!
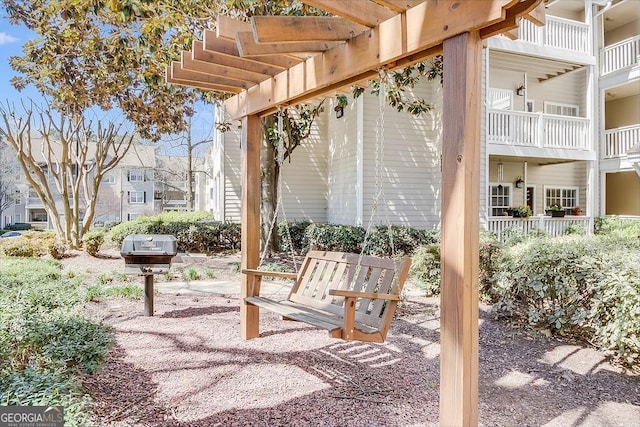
left=242, top=250, right=411, bottom=343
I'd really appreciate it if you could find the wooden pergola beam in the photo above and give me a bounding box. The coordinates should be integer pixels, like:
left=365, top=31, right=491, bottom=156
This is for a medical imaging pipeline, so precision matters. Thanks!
left=300, top=0, right=397, bottom=27
left=181, top=52, right=269, bottom=85
left=225, top=0, right=538, bottom=119
left=170, top=62, right=249, bottom=91
left=236, top=31, right=341, bottom=56
left=193, top=41, right=283, bottom=77
left=369, top=0, right=424, bottom=13
left=203, top=30, right=303, bottom=70
left=251, top=16, right=368, bottom=42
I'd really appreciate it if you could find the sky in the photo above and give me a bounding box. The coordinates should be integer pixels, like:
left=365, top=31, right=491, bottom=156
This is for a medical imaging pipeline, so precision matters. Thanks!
left=0, top=12, right=215, bottom=157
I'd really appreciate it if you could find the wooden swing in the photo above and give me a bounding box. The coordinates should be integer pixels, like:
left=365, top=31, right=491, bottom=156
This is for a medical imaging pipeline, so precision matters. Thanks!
left=242, top=83, right=411, bottom=342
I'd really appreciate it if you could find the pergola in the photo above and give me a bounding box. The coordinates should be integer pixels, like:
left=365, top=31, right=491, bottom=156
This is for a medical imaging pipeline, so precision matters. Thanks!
left=167, top=1, right=544, bottom=425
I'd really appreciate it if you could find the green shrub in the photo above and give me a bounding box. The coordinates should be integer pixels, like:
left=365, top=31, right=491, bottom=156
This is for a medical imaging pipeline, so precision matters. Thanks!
left=493, top=234, right=640, bottom=369
left=478, top=232, right=503, bottom=303
left=183, top=267, right=202, bottom=282
left=277, top=220, right=312, bottom=254
left=1, top=238, right=35, bottom=257
left=410, top=243, right=440, bottom=296
left=107, top=212, right=240, bottom=253
left=82, top=229, right=105, bottom=256
left=304, top=223, right=365, bottom=253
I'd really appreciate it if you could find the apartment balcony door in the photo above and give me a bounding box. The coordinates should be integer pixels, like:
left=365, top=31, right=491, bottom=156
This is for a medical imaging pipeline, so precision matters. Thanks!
left=526, top=186, right=535, bottom=214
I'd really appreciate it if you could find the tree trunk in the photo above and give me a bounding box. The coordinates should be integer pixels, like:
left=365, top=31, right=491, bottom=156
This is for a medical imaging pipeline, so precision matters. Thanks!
left=261, top=115, right=279, bottom=255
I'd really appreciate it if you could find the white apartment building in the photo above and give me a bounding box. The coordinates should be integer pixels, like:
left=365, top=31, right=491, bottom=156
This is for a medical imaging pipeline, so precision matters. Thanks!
left=206, top=0, right=639, bottom=237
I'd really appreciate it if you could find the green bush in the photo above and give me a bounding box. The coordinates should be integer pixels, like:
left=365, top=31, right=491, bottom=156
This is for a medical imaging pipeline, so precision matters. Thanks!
left=304, top=223, right=364, bottom=253
left=410, top=232, right=503, bottom=302
left=107, top=212, right=240, bottom=253
left=493, top=233, right=640, bottom=369
left=277, top=220, right=312, bottom=254
left=82, top=229, right=105, bottom=256
left=0, top=231, right=66, bottom=259
left=410, top=243, right=440, bottom=295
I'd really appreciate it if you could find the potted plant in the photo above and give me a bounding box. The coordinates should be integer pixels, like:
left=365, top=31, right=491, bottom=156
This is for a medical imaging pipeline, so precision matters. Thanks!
left=513, top=205, right=532, bottom=218
left=572, top=207, right=583, bottom=216
left=545, top=203, right=565, bottom=218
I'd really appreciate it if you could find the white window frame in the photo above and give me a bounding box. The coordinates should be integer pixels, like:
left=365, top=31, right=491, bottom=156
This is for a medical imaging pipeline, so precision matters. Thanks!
left=128, top=169, right=145, bottom=182
left=488, top=183, right=512, bottom=217
left=544, top=186, right=579, bottom=209
left=15, top=213, right=21, bottom=223
left=525, top=99, right=535, bottom=113
left=127, top=213, right=140, bottom=221
left=543, top=101, right=579, bottom=117
left=102, top=173, right=115, bottom=184
left=129, top=191, right=145, bottom=204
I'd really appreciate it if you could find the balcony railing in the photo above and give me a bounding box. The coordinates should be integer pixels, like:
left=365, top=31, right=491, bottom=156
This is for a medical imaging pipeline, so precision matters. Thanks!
left=604, top=124, right=640, bottom=159
left=487, top=215, right=590, bottom=241
left=518, top=16, right=590, bottom=55
left=488, top=109, right=591, bottom=151
left=601, top=35, right=640, bottom=76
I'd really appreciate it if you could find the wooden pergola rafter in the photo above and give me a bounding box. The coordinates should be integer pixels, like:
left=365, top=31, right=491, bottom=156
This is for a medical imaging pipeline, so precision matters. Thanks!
left=166, top=1, right=544, bottom=425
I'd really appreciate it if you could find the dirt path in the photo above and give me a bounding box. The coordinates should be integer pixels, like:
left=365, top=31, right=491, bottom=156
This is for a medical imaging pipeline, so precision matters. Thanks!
left=65, top=250, right=640, bottom=426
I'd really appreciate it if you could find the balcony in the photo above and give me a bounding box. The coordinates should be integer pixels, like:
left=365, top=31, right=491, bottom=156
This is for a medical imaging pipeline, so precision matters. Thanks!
left=487, top=215, right=590, bottom=241
left=488, top=109, right=591, bottom=151
left=601, top=36, right=640, bottom=76
left=604, top=124, right=640, bottom=159
left=518, top=16, right=590, bottom=56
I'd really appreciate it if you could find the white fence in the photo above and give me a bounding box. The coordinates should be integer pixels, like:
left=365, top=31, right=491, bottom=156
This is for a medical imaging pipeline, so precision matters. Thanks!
left=604, top=124, right=640, bottom=159
left=518, top=16, right=590, bottom=55
left=601, top=35, right=640, bottom=76
left=487, top=215, right=591, bottom=241
left=488, top=110, right=590, bottom=150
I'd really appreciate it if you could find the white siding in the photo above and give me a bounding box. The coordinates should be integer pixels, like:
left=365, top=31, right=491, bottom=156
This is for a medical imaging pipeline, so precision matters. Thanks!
left=328, top=96, right=359, bottom=225
left=361, top=79, right=442, bottom=230
left=222, top=118, right=242, bottom=222
left=279, top=110, right=328, bottom=223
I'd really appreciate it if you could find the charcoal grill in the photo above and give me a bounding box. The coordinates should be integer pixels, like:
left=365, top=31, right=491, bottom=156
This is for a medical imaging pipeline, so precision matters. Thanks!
left=121, top=234, right=177, bottom=316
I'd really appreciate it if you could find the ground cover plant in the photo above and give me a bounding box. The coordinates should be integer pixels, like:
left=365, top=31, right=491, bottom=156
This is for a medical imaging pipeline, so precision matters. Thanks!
left=0, top=258, right=113, bottom=426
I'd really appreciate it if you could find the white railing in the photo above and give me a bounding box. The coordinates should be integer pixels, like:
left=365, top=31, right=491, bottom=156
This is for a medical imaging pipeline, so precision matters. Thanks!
left=601, top=35, right=640, bottom=76
left=487, top=215, right=591, bottom=241
left=544, top=115, right=590, bottom=149
left=488, top=88, right=513, bottom=110
left=604, top=124, right=640, bottom=158
left=488, top=110, right=590, bottom=150
left=518, top=16, right=590, bottom=55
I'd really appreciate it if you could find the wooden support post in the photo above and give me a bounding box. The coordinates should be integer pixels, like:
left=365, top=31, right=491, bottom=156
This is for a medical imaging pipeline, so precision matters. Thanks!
left=440, top=31, right=481, bottom=427
left=144, top=275, right=154, bottom=317
left=240, top=114, right=262, bottom=339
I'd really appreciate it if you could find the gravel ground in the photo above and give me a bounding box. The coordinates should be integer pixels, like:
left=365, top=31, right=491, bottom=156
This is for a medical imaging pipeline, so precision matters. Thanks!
left=66, top=250, right=640, bottom=426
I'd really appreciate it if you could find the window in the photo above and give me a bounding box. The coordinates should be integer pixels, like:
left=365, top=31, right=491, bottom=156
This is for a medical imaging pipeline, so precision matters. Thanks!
left=129, top=191, right=146, bottom=204
left=15, top=197, right=21, bottom=205
left=489, top=184, right=511, bottom=216
left=32, top=212, right=47, bottom=222
left=545, top=186, right=578, bottom=209
left=128, top=169, right=145, bottom=182
left=544, top=101, right=579, bottom=117
left=15, top=214, right=21, bottom=223
left=102, top=173, right=115, bottom=184
left=127, top=213, right=140, bottom=221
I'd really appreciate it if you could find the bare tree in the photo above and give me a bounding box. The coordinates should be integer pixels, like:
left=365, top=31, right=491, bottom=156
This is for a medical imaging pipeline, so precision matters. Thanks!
left=0, top=141, right=19, bottom=226
left=0, top=102, right=134, bottom=247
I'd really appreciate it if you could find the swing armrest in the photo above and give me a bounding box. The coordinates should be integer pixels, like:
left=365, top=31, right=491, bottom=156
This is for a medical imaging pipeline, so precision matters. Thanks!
left=242, top=269, right=298, bottom=280
left=328, top=289, right=400, bottom=301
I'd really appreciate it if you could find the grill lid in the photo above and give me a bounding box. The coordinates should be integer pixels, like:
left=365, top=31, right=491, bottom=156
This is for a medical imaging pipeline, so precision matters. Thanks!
left=121, top=234, right=178, bottom=257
